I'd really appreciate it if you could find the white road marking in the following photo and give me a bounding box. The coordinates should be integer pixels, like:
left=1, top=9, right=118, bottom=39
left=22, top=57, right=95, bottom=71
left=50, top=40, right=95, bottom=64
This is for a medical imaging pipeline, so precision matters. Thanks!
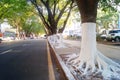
left=0, top=49, right=12, bottom=55
left=22, top=44, right=31, bottom=46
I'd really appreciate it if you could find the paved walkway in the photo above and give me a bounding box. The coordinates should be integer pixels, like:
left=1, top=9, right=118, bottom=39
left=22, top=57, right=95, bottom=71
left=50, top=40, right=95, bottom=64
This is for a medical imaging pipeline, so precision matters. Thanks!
left=0, top=39, right=66, bottom=80
left=55, top=39, right=120, bottom=63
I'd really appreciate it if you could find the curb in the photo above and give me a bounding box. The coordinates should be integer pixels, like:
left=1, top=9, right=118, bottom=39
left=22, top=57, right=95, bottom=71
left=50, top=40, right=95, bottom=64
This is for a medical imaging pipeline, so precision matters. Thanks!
left=47, top=40, right=75, bottom=80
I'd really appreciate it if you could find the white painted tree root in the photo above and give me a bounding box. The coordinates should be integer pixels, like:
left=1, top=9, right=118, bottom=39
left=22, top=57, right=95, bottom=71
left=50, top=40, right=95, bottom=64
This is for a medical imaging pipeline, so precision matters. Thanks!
left=67, top=51, right=120, bottom=79
left=48, top=35, right=58, bottom=45
left=66, top=23, right=120, bottom=80
left=48, top=34, right=66, bottom=48
left=55, top=33, right=66, bottom=48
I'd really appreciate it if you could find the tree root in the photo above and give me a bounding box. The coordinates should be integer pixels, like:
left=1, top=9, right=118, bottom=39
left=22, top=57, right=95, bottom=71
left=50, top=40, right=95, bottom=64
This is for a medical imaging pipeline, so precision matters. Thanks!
left=65, top=51, right=120, bottom=80
left=48, top=34, right=66, bottom=48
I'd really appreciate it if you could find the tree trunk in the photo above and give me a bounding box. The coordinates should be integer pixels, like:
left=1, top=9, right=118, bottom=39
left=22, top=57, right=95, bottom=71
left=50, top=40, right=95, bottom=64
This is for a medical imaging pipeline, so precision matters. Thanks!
left=51, top=27, right=57, bottom=34
left=58, top=1, right=74, bottom=33
left=16, top=24, right=20, bottom=39
left=75, top=0, right=98, bottom=65
left=76, top=0, right=98, bottom=23
left=79, top=23, right=96, bottom=65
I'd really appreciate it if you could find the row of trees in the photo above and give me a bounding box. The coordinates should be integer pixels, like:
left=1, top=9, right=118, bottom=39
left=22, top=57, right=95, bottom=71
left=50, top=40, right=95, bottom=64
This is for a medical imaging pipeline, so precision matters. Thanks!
left=0, top=0, right=119, bottom=37
left=0, top=0, right=45, bottom=38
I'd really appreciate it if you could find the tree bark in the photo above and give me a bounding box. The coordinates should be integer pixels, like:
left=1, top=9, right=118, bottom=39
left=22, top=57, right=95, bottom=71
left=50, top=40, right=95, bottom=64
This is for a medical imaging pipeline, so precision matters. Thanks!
left=75, top=0, right=99, bottom=23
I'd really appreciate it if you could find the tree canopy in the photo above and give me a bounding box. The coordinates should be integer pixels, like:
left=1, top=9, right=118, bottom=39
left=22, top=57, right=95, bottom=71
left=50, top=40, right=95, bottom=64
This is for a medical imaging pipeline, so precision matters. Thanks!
left=30, top=0, right=75, bottom=35
left=0, top=0, right=44, bottom=37
left=0, top=0, right=120, bottom=36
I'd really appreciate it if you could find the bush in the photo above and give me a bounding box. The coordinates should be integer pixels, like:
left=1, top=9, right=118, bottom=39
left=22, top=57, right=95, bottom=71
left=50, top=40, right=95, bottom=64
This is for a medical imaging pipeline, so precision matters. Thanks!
left=65, top=35, right=81, bottom=40
left=96, top=34, right=105, bottom=42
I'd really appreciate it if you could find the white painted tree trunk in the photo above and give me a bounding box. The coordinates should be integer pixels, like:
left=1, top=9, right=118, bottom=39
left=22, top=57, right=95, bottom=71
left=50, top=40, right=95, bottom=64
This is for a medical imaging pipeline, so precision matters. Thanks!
left=67, top=23, right=120, bottom=79
left=79, top=23, right=96, bottom=66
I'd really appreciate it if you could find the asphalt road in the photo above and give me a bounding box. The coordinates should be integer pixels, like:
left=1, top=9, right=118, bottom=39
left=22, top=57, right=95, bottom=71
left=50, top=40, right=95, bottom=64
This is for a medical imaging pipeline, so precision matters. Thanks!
left=0, top=39, right=49, bottom=80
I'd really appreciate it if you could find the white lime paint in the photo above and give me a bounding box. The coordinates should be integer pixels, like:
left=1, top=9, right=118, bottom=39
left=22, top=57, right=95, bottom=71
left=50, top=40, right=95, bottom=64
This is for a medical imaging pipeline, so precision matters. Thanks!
left=55, top=33, right=66, bottom=48
left=48, top=34, right=66, bottom=48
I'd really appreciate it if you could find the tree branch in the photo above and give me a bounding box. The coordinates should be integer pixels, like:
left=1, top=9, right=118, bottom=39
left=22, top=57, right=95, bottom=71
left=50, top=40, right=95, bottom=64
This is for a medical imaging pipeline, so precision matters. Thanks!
left=41, top=0, right=57, bottom=33
left=53, top=0, right=57, bottom=18
left=58, top=1, right=74, bottom=33
left=52, top=0, right=59, bottom=18
left=30, top=0, right=53, bottom=34
left=0, top=7, right=12, bottom=19
left=56, top=1, right=70, bottom=25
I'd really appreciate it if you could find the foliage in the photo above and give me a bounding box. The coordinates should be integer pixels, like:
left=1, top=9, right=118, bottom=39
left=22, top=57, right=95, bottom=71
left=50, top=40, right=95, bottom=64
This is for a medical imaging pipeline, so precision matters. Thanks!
left=30, top=0, right=75, bottom=35
left=0, top=0, right=29, bottom=20
left=99, top=0, right=120, bottom=12
left=97, top=0, right=120, bottom=30
left=22, top=15, right=45, bottom=36
left=97, top=8, right=119, bottom=29
left=0, top=0, right=44, bottom=36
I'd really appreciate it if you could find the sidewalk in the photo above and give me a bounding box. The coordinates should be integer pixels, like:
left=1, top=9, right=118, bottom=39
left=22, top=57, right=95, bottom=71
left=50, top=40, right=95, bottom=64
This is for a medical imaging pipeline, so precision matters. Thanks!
left=49, top=39, right=120, bottom=80
left=62, top=39, right=120, bottom=62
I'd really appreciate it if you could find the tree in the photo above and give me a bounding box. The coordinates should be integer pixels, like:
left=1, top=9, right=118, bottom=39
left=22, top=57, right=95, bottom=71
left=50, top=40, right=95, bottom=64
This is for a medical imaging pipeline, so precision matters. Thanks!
left=30, top=0, right=75, bottom=35
left=97, top=8, right=118, bottom=30
left=67, top=0, right=120, bottom=79
left=22, top=15, right=45, bottom=37
left=0, top=0, right=35, bottom=39
left=0, top=0, right=30, bottom=19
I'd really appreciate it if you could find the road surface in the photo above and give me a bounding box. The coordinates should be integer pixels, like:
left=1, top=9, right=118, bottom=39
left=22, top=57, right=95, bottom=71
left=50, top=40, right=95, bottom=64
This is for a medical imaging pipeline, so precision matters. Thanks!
left=0, top=39, right=64, bottom=80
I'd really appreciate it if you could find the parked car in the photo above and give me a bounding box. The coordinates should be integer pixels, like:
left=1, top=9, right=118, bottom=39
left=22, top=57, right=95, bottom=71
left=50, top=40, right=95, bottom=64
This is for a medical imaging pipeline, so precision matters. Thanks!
left=107, top=29, right=120, bottom=42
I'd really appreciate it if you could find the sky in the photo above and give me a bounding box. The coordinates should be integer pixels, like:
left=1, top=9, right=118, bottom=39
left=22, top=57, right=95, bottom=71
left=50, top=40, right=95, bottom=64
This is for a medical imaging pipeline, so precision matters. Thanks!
left=0, top=22, right=11, bottom=33
left=117, top=6, right=120, bottom=12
